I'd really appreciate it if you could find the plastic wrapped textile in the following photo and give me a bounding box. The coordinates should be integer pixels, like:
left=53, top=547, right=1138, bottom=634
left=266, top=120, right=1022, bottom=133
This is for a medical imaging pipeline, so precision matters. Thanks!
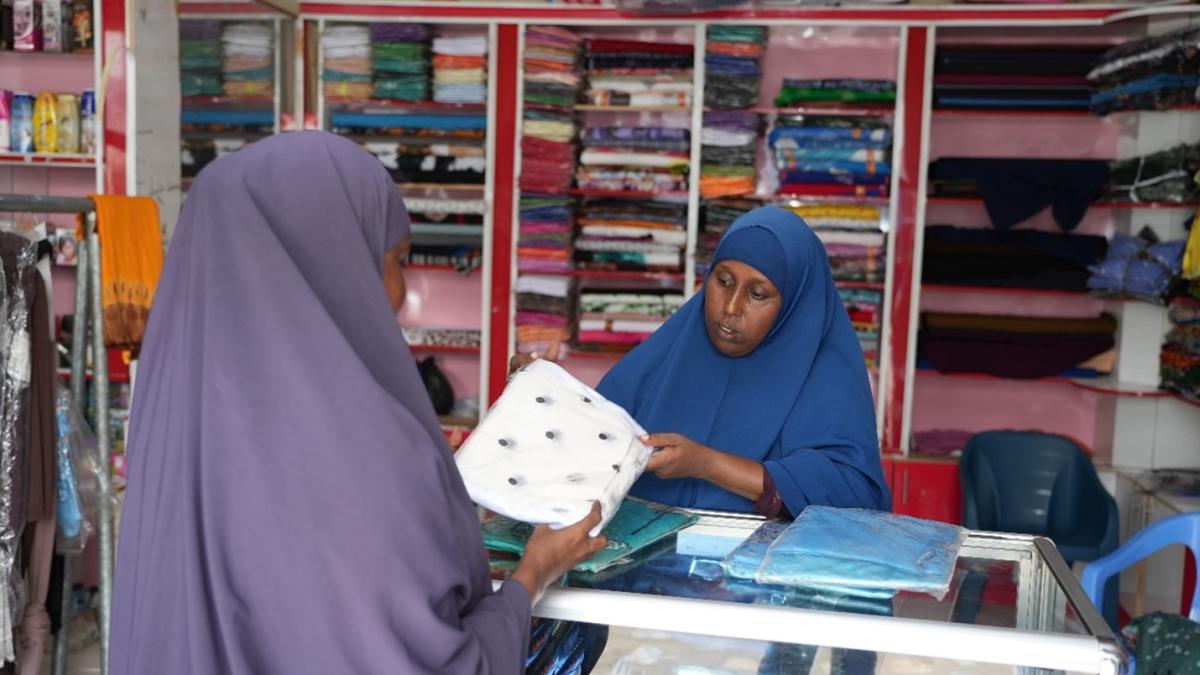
left=1087, top=232, right=1186, bottom=301
left=481, top=499, right=697, bottom=573
left=755, top=506, right=967, bottom=600
left=1088, top=27, right=1200, bottom=85
left=0, top=234, right=37, bottom=663
left=1105, top=144, right=1200, bottom=204
left=1171, top=296, right=1200, bottom=325
left=456, top=360, right=651, bottom=534
left=53, top=385, right=99, bottom=554
left=722, top=520, right=788, bottom=580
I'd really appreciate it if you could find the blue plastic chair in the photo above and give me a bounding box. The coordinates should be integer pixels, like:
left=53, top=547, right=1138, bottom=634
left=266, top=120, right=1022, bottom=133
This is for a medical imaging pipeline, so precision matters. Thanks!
left=960, top=431, right=1120, bottom=624
left=1081, top=513, right=1200, bottom=624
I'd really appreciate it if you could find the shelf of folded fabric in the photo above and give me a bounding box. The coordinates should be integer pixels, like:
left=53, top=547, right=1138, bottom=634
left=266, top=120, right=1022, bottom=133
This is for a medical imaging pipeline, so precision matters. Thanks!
left=762, top=105, right=894, bottom=118
left=547, top=269, right=686, bottom=283
left=0, top=153, right=96, bottom=169
left=398, top=183, right=485, bottom=192
left=409, top=344, right=481, bottom=355
left=410, top=224, right=483, bottom=248
left=776, top=192, right=891, bottom=205
left=921, top=284, right=1132, bottom=301
left=325, top=98, right=486, bottom=113
left=182, top=95, right=275, bottom=109
left=569, top=189, right=690, bottom=200
left=925, top=196, right=1200, bottom=210
left=573, top=105, right=691, bottom=113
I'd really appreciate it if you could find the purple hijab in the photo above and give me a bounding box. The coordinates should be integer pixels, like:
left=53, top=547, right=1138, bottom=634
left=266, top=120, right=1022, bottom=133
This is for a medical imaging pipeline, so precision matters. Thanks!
left=110, top=131, right=530, bottom=673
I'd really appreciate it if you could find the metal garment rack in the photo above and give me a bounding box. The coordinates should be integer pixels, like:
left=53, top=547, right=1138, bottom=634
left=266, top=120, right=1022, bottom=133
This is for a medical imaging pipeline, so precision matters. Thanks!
left=0, top=194, right=113, bottom=675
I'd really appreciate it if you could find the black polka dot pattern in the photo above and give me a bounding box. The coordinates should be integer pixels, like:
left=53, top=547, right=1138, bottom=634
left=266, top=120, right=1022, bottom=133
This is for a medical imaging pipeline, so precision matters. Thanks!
left=598, top=433, right=609, bottom=441
left=545, top=430, right=557, bottom=440
left=507, top=476, right=520, bottom=486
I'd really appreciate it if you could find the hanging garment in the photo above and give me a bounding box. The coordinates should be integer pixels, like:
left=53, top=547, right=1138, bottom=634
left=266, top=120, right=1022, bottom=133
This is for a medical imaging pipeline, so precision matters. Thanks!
left=75, top=195, right=164, bottom=350
left=755, top=506, right=967, bottom=600
left=455, top=359, right=652, bottom=535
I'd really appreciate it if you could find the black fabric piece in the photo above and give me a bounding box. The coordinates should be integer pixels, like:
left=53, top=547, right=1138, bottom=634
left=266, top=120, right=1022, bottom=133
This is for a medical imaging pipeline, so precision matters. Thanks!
left=934, top=48, right=1107, bottom=77
left=922, top=225, right=1108, bottom=291
left=417, top=357, right=455, bottom=416
left=929, top=158, right=1109, bottom=232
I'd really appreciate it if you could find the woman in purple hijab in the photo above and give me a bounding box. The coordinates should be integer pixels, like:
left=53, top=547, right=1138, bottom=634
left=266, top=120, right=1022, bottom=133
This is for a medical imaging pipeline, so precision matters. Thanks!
left=110, top=131, right=603, bottom=673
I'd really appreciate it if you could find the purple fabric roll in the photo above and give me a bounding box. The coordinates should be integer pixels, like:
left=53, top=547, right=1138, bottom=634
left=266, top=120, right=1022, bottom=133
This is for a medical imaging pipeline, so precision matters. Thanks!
left=179, top=20, right=222, bottom=41
left=370, top=22, right=430, bottom=43
left=110, top=131, right=531, bottom=673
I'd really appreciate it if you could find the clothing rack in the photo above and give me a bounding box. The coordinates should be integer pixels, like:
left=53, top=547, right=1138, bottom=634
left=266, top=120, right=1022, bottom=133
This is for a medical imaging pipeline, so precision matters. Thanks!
left=0, top=194, right=113, bottom=675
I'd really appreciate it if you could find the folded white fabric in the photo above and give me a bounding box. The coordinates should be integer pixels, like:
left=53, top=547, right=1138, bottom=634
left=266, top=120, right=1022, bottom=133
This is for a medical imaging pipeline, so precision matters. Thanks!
left=455, top=360, right=650, bottom=536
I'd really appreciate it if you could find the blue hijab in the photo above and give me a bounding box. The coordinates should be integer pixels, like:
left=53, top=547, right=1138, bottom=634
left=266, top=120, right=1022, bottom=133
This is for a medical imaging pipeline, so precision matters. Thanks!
left=597, top=206, right=890, bottom=515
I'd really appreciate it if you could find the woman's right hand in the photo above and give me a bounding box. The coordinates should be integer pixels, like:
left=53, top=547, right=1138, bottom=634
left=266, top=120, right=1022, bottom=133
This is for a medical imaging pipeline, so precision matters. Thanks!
left=510, top=503, right=606, bottom=600
left=507, top=342, right=561, bottom=378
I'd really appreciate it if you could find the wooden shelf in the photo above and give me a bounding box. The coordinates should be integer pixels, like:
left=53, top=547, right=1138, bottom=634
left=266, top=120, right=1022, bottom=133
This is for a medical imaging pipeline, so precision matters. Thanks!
left=0, top=153, right=95, bottom=168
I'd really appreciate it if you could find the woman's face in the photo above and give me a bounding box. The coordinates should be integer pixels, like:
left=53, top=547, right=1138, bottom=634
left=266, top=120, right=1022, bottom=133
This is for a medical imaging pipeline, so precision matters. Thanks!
left=704, top=259, right=783, bottom=357
left=382, top=235, right=412, bottom=313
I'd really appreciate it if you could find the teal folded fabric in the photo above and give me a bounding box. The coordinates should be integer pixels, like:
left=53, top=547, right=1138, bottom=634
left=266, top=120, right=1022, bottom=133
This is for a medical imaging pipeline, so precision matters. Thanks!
left=482, top=499, right=698, bottom=573
left=755, top=506, right=967, bottom=600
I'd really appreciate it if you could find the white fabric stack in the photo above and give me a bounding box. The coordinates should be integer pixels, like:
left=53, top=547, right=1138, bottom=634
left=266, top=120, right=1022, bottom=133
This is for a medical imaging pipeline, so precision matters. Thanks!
left=455, top=360, right=650, bottom=535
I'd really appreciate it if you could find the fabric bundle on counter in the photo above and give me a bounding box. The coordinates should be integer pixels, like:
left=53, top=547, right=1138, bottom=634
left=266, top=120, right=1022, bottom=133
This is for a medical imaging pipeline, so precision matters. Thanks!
left=1089, top=28, right=1200, bottom=115
left=775, top=79, right=896, bottom=107
left=222, top=22, right=274, bottom=99
left=701, top=111, right=759, bottom=198
left=180, top=21, right=223, bottom=98
left=456, top=360, right=651, bottom=534
left=401, top=327, right=481, bottom=350
left=928, top=158, right=1109, bottom=231
left=432, top=33, right=488, bottom=104
left=696, top=199, right=756, bottom=278
left=575, top=127, right=691, bottom=195
left=577, top=292, right=684, bottom=353
left=923, top=225, right=1109, bottom=292
left=817, top=229, right=886, bottom=284
left=521, top=26, right=582, bottom=199
left=1087, top=232, right=1186, bottom=302
left=515, top=274, right=575, bottom=357
left=919, top=312, right=1118, bottom=380
left=1103, top=144, right=1200, bottom=204
left=583, top=39, right=694, bottom=109
left=840, top=287, right=881, bottom=368
left=518, top=196, right=575, bottom=275
left=575, top=199, right=687, bottom=273
left=370, top=23, right=430, bottom=102
left=933, top=46, right=1103, bottom=111
left=704, top=25, right=765, bottom=110
left=770, top=115, right=891, bottom=198
left=346, top=113, right=487, bottom=184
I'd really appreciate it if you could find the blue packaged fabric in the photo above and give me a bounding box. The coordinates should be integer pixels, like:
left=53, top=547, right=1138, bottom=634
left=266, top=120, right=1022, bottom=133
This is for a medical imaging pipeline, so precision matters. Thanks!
left=1087, top=232, right=1187, bottom=301
left=755, top=506, right=967, bottom=600
left=723, top=521, right=787, bottom=580
left=769, top=126, right=891, bottom=146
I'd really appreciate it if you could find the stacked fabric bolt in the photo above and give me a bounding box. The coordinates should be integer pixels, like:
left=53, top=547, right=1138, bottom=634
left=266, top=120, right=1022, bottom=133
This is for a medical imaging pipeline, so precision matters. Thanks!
left=775, top=79, right=895, bottom=107
left=577, top=292, right=684, bottom=353
left=222, top=22, right=275, bottom=99
left=575, top=199, right=687, bottom=273
left=520, top=26, right=583, bottom=195
left=1087, top=232, right=1186, bottom=302
left=401, top=327, right=482, bottom=350
left=404, top=197, right=486, bottom=273
left=1089, top=28, right=1200, bottom=115
left=432, top=33, right=488, bottom=104
left=322, top=24, right=372, bottom=100
left=180, top=21, right=223, bottom=98
left=583, top=39, right=694, bottom=108
left=516, top=274, right=574, bottom=355
left=923, top=225, right=1108, bottom=292
left=1103, top=144, right=1200, bottom=204
left=815, top=228, right=886, bottom=283
left=518, top=196, right=575, bottom=274
left=1162, top=294, right=1200, bottom=402
left=576, top=127, right=691, bottom=194
left=770, top=115, right=891, bottom=198
left=933, top=46, right=1103, bottom=112
left=697, top=199, right=757, bottom=277
left=840, top=287, right=882, bottom=368
left=918, top=313, right=1118, bottom=380
left=701, top=111, right=758, bottom=198
left=704, top=25, right=765, bottom=110
left=344, top=112, right=487, bottom=184
left=370, top=23, right=430, bottom=102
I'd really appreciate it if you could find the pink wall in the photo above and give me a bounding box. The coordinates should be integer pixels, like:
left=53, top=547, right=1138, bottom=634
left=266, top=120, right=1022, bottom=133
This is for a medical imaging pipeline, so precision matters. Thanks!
left=399, top=268, right=483, bottom=399
left=760, top=26, right=901, bottom=107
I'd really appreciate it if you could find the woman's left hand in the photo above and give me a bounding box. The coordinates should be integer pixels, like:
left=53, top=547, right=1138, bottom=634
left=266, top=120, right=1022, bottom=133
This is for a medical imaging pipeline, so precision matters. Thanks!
left=640, top=433, right=716, bottom=481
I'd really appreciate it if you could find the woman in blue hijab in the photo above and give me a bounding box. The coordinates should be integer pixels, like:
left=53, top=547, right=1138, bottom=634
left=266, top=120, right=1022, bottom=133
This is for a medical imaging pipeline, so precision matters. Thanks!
left=596, top=205, right=890, bottom=518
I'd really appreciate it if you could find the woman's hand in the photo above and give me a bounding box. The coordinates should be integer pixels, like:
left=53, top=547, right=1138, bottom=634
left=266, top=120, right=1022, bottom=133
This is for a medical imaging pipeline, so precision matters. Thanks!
left=641, top=433, right=717, bottom=481
left=510, top=502, right=606, bottom=601
left=507, top=342, right=561, bottom=379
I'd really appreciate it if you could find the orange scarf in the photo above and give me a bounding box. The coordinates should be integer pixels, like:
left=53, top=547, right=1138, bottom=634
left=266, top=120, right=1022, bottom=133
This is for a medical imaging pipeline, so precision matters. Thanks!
left=76, top=195, right=164, bottom=349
